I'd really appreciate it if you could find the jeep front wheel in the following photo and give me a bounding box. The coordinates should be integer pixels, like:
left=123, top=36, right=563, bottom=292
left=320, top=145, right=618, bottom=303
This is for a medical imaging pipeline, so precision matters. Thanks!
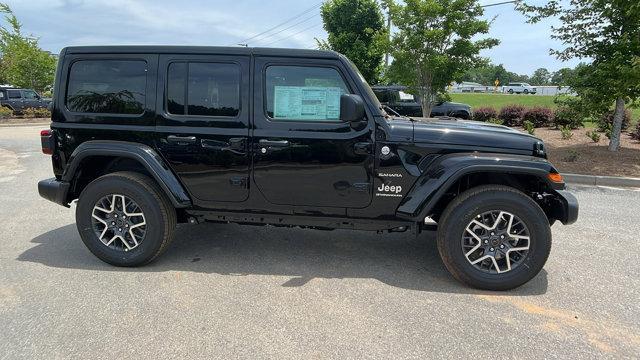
left=76, top=171, right=176, bottom=266
left=437, top=185, right=551, bottom=290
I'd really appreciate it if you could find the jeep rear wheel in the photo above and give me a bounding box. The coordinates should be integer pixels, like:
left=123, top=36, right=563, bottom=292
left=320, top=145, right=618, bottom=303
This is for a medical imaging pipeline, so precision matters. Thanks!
left=76, top=172, right=176, bottom=266
left=437, top=185, right=551, bottom=290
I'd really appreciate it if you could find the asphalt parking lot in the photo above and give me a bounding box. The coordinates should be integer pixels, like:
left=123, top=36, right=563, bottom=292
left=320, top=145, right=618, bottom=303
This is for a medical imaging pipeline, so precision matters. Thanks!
left=1, top=124, right=639, bottom=359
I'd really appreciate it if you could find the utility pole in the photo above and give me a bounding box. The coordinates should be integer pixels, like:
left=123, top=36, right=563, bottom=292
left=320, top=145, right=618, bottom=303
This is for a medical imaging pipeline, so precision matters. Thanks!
left=384, top=5, right=391, bottom=67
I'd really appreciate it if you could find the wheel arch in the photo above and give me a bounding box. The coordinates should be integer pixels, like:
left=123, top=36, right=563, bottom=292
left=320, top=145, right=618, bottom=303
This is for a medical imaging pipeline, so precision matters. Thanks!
left=62, top=141, right=191, bottom=208
left=396, top=153, right=570, bottom=225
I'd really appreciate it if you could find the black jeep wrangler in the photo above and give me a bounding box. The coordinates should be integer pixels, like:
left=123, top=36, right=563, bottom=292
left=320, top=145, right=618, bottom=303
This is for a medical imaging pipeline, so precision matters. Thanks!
left=38, top=46, right=577, bottom=290
left=372, top=85, right=472, bottom=119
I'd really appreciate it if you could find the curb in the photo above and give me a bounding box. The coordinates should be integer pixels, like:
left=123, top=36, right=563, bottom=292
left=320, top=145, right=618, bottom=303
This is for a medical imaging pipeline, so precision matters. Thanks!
left=564, top=173, right=640, bottom=188
left=0, top=122, right=51, bottom=127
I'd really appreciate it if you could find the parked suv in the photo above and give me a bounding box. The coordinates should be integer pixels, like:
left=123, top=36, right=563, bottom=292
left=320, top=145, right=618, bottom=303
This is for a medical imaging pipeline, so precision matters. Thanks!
left=38, top=46, right=577, bottom=290
left=372, top=85, right=472, bottom=119
left=0, top=86, right=51, bottom=113
left=503, top=82, right=537, bottom=94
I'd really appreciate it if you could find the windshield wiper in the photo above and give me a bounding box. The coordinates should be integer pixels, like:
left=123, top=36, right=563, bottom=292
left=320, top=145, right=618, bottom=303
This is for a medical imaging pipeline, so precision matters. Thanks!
left=380, top=104, right=414, bottom=121
left=381, top=104, right=401, bottom=116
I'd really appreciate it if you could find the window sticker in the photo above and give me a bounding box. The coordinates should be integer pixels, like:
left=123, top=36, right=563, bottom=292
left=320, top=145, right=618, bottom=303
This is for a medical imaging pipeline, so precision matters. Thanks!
left=273, top=86, right=341, bottom=120
left=398, top=91, right=415, bottom=101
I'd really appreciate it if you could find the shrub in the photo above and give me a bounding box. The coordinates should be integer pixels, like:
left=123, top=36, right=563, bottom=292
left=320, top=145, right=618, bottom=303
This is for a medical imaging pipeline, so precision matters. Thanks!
left=34, top=107, right=51, bottom=118
left=522, top=106, right=554, bottom=128
left=498, top=105, right=526, bottom=127
left=523, top=120, right=535, bottom=135
left=22, top=107, right=51, bottom=118
left=585, top=130, right=601, bottom=143
left=22, top=107, right=37, bottom=118
left=0, top=106, right=13, bottom=119
left=552, top=97, right=587, bottom=129
left=597, top=108, right=632, bottom=131
left=560, top=126, right=573, bottom=140
left=562, top=149, right=580, bottom=162
left=487, top=118, right=504, bottom=125
left=473, top=107, right=498, bottom=122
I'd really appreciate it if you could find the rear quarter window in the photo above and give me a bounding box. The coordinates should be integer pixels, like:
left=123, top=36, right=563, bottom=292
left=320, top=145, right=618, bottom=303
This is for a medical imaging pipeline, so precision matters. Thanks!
left=66, top=60, right=147, bottom=114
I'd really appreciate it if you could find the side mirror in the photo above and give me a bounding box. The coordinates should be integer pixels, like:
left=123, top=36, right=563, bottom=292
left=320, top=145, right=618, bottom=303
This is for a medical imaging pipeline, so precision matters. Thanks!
left=340, top=94, right=365, bottom=123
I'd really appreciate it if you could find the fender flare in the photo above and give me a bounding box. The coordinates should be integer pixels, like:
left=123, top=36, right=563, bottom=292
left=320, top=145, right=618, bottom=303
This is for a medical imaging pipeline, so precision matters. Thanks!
left=396, top=152, right=563, bottom=221
left=62, top=140, right=191, bottom=208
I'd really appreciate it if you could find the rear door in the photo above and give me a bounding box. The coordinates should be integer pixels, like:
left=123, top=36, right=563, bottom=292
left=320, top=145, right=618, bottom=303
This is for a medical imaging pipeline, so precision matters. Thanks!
left=155, top=54, right=250, bottom=204
left=6, top=89, right=23, bottom=111
left=251, top=57, right=374, bottom=209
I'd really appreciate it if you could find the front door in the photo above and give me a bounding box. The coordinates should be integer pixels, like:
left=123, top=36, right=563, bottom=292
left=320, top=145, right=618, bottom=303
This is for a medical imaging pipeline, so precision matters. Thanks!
left=21, top=89, right=41, bottom=108
left=155, top=54, right=250, bottom=204
left=251, top=57, right=374, bottom=209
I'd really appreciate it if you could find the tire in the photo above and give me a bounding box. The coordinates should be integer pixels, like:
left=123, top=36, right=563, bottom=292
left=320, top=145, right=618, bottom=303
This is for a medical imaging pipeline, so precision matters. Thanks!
left=507, top=89, right=514, bottom=94
left=436, top=185, right=551, bottom=290
left=75, top=171, right=176, bottom=266
left=523, top=89, right=529, bottom=94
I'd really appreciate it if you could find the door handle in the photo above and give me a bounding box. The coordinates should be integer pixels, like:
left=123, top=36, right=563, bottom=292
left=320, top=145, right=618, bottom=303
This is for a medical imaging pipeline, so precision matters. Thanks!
left=258, top=139, right=290, bottom=148
left=354, top=142, right=372, bottom=155
left=167, top=135, right=196, bottom=145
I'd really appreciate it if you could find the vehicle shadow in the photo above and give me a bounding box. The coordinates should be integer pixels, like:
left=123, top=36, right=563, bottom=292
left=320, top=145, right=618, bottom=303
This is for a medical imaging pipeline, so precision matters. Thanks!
left=19, top=223, right=548, bottom=295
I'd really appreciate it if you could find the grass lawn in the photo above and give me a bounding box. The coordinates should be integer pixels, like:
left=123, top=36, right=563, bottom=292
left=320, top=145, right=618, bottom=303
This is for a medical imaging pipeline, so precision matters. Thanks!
left=449, top=93, right=639, bottom=125
left=450, top=93, right=558, bottom=109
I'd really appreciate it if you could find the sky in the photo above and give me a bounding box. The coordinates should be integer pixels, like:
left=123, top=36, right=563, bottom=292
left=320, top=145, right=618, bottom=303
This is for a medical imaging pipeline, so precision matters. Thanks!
left=4, top=0, right=582, bottom=75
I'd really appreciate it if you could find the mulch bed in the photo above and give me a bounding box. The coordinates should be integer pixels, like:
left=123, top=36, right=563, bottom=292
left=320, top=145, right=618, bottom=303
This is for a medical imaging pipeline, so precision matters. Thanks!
left=533, top=127, right=640, bottom=178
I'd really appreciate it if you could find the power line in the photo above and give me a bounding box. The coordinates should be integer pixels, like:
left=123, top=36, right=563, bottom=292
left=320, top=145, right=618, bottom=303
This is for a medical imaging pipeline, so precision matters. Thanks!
left=231, top=2, right=322, bottom=45
left=261, top=23, right=323, bottom=47
left=480, top=0, right=519, bottom=8
left=252, top=13, right=319, bottom=45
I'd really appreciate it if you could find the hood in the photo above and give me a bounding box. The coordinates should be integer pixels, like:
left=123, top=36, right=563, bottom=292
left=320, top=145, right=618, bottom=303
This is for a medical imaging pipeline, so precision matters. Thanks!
left=436, top=101, right=470, bottom=108
left=387, top=117, right=543, bottom=154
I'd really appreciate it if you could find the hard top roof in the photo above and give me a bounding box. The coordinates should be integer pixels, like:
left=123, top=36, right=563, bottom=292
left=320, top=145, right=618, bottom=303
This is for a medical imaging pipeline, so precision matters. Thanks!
left=62, top=45, right=340, bottom=59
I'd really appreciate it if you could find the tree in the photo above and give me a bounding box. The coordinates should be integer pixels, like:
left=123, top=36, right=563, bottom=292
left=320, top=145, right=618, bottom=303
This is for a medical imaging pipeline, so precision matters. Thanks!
left=520, top=0, right=640, bottom=152
left=550, top=67, right=575, bottom=86
left=384, top=0, right=498, bottom=117
left=0, top=3, right=56, bottom=93
left=462, top=62, right=510, bottom=86
left=317, top=0, right=387, bottom=84
left=530, top=67, right=551, bottom=85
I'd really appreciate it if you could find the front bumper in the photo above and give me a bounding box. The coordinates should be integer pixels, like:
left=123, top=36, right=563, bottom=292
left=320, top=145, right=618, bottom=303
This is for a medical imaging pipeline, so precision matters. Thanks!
left=38, top=178, right=70, bottom=207
left=556, top=190, right=579, bottom=225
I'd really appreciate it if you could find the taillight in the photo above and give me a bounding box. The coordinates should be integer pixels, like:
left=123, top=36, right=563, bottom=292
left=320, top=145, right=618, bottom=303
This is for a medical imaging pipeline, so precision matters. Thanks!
left=40, top=129, right=53, bottom=155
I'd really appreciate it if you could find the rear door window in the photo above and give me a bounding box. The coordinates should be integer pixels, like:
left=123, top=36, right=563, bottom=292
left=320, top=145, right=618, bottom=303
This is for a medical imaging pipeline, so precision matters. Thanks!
left=166, top=62, right=240, bottom=117
left=7, top=90, right=21, bottom=99
left=66, top=60, right=147, bottom=114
